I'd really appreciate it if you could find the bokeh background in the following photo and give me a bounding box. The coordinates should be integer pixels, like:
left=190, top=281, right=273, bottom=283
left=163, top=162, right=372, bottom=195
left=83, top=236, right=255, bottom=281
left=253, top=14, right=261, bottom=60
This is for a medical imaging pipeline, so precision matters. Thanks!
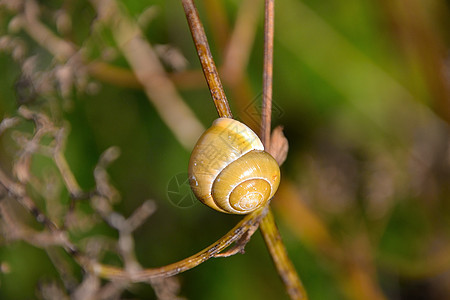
left=0, top=0, right=450, bottom=299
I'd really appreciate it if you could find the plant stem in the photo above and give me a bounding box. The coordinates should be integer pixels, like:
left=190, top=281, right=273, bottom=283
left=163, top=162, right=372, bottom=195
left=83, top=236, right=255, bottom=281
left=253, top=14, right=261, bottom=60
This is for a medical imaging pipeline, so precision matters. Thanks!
left=261, top=0, right=274, bottom=148
left=93, top=208, right=267, bottom=280
left=260, top=210, right=308, bottom=299
left=259, top=1, right=308, bottom=299
left=181, top=0, right=233, bottom=118
left=182, top=1, right=308, bottom=299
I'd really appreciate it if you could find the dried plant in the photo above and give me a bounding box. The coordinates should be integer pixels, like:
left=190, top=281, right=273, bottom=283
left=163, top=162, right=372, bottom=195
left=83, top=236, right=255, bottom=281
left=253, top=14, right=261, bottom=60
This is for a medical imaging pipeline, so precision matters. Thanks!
left=1, top=0, right=449, bottom=299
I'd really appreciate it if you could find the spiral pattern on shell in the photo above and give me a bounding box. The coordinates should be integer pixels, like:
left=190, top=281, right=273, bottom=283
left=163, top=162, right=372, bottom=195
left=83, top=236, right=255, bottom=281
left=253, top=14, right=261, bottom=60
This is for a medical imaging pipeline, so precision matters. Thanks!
left=188, top=118, right=280, bottom=214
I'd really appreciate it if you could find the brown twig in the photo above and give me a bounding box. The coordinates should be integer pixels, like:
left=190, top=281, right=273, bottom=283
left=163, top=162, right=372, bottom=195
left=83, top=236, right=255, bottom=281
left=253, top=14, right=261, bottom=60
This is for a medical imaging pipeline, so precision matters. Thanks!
left=93, top=207, right=268, bottom=281
left=215, top=217, right=261, bottom=257
left=182, top=1, right=308, bottom=299
left=181, top=0, right=233, bottom=119
left=260, top=0, right=274, bottom=148
left=21, top=0, right=77, bottom=61
left=53, top=127, right=84, bottom=198
left=258, top=1, right=308, bottom=299
left=260, top=210, right=308, bottom=299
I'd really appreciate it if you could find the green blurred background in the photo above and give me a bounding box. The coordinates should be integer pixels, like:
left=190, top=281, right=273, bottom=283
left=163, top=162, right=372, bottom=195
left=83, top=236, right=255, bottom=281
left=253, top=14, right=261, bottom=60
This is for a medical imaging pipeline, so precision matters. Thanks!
left=0, top=0, right=449, bottom=299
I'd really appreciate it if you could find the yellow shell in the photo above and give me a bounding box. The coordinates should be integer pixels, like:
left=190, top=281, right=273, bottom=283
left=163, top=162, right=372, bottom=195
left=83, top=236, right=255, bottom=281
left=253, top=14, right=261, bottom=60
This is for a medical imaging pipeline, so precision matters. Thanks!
left=188, top=118, right=280, bottom=214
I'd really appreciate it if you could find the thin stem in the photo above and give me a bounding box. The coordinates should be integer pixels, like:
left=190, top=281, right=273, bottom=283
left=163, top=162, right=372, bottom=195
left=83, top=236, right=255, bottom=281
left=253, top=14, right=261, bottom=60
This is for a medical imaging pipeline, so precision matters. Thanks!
left=259, top=1, right=308, bottom=299
left=260, top=210, right=308, bottom=300
left=182, top=1, right=308, bottom=299
left=181, top=0, right=233, bottom=118
left=261, top=0, right=274, bottom=147
left=93, top=208, right=267, bottom=280
left=260, top=210, right=308, bottom=299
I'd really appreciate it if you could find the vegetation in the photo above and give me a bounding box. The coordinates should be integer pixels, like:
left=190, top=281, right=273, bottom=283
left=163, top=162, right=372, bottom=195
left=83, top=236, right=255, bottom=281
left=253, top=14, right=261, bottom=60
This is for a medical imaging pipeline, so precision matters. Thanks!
left=0, top=0, right=449, bottom=299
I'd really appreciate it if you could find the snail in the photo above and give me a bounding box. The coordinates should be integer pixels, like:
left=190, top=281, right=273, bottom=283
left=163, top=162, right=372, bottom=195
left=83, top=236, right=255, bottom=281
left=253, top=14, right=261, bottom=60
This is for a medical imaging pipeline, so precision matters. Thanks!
left=188, top=118, right=280, bottom=214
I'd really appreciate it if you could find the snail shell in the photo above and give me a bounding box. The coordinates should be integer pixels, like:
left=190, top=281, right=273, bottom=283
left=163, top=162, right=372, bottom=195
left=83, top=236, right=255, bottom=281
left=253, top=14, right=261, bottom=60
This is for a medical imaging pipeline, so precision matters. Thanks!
left=188, top=118, right=280, bottom=214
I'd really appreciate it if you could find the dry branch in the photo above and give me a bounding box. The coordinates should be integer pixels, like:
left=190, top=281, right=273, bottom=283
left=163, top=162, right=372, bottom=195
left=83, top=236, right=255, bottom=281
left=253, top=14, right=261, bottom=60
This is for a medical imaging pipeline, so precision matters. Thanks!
left=181, top=1, right=308, bottom=299
left=181, top=0, right=233, bottom=118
